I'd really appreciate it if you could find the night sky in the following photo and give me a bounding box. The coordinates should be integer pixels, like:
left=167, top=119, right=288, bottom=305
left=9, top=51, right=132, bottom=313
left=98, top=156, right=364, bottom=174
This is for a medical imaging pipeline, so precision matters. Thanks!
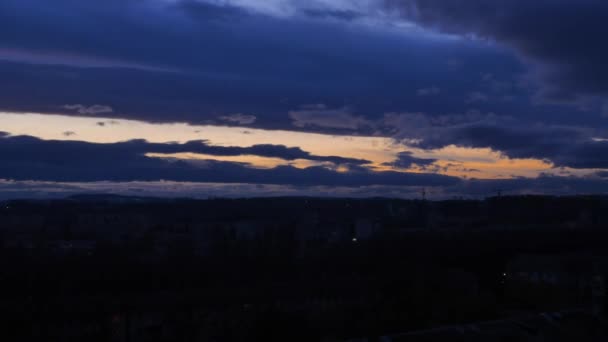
left=1, top=0, right=608, bottom=199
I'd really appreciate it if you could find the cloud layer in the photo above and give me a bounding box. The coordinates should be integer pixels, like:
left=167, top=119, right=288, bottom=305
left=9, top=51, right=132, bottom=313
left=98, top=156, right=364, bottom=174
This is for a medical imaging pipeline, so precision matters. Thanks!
left=0, top=0, right=543, bottom=127
left=0, top=1, right=607, bottom=196
left=0, top=134, right=457, bottom=187
left=388, top=0, right=608, bottom=103
left=385, top=112, right=608, bottom=169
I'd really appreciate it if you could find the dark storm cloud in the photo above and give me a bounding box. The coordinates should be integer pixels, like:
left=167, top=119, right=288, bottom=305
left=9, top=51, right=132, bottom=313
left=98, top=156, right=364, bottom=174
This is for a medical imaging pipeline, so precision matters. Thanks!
left=0, top=134, right=458, bottom=186
left=0, top=134, right=370, bottom=166
left=388, top=0, right=608, bottom=103
left=387, top=112, right=608, bottom=169
left=438, top=125, right=608, bottom=169
left=0, top=0, right=537, bottom=129
left=551, top=141, right=608, bottom=169
left=183, top=142, right=373, bottom=166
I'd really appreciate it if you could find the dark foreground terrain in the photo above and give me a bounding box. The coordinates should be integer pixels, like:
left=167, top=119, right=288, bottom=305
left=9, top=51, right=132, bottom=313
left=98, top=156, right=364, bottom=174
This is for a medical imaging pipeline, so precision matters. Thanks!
left=1, top=195, right=608, bottom=341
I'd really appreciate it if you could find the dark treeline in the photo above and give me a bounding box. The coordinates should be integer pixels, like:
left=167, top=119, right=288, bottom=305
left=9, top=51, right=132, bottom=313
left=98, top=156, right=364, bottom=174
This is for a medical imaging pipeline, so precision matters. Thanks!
left=1, top=195, right=608, bottom=341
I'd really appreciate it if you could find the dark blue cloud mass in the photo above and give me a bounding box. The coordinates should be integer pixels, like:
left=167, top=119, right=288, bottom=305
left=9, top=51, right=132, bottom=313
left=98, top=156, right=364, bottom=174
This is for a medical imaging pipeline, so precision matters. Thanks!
left=0, top=134, right=457, bottom=187
left=388, top=0, right=608, bottom=103
left=0, top=134, right=371, bottom=165
left=0, top=0, right=578, bottom=128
